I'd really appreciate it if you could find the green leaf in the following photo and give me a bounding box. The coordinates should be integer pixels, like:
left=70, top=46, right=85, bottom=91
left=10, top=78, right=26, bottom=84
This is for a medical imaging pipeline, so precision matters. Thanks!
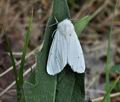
left=114, top=82, right=120, bottom=90
left=28, top=69, right=36, bottom=84
left=55, top=67, right=75, bottom=102
left=111, top=65, right=120, bottom=74
left=52, top=0, right=70, bottom=20
left=23, top=17, right=57, bottom=102
left=23, top=0, right=91, bottom=102
left=23, top=0, right=70, bottom=102
left=74, top=16, right=91, bottom=35
left=71, top=73, right=85, bottom=102
left=110, top=81, right=120, bottom=90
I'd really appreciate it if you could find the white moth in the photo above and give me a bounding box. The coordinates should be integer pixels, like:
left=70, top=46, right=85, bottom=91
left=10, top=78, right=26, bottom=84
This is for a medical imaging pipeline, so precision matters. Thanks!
left=47, top=19, right=85, bottom=75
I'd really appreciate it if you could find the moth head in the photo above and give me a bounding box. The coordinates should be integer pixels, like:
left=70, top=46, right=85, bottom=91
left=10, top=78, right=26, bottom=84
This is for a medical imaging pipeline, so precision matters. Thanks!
left=57, top=19, right=74, bottom=35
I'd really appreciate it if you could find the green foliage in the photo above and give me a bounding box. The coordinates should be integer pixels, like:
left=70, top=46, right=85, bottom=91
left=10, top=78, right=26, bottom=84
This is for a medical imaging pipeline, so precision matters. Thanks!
left=5, top=33, right=19, bottom=101
left=74, top=15, right=91, bottom=35
left=113, top=82, right=120, bottom=90
left=111, top=65, right=120, bottom=74
left=110, top=65, right=120, bottom=91
left=5, top=16, right=32, bottom=102
left=23, top=0, right=91, bottom=102
left=110, top=81, right=120, bottom=91
left=102, top=75, right=120, bottom=102
left=18, top=16, right=32, bottom=86
left=103, top=1, right=118, bottom=101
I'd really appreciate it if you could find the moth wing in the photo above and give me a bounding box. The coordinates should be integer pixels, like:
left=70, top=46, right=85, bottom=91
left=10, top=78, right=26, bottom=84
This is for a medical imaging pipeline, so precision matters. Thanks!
left=47, top=30, right=67, bottom=75
left=68, top=31, right=85, bottom=73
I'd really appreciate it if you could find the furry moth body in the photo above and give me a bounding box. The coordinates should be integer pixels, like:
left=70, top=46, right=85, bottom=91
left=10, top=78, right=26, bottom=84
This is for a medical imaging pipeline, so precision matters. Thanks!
left=47, top=19, right=85, bottom=75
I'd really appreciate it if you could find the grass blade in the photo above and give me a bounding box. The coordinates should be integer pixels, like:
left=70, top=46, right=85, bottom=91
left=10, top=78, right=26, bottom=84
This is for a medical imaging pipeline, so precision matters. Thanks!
left=18, top=16, right=33, bottom=86
left=104, top=0, right=118, bottom=101
left=5, top=34, right=20, bottom=100
left=5, top=35, right=18, bottom=82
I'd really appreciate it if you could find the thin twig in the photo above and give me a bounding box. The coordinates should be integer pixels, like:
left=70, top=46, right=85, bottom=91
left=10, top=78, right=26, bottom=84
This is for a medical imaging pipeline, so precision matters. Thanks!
left=0, top=81, right=15, bottom=97
left=0, top=44, right=43, bottom=77
left=0, top=63, right=36, bottom=96
left=7, top=52, right=23, bottom=56
left=92, top=92, right=120, bottom=102
left=86, top=74, right=99, bottom=89
left=86, top=89, right=106, bottom=94
left=74, top=0, right=96, bottom=19
left=90, top=0, right=109, bottom=19
left=97, top=10, right=119, bottom=28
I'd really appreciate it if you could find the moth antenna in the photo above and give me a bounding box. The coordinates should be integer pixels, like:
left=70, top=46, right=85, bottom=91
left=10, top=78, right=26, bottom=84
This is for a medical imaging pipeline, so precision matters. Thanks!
left=70, top=19, right=79, bottom=22
left=54, top=16, right=59, bottom=24
left=48, top=16, right=59, bottom=28
left=48, top=23, right=58, bottom=28
left=52, top=29, right=57, bottom=38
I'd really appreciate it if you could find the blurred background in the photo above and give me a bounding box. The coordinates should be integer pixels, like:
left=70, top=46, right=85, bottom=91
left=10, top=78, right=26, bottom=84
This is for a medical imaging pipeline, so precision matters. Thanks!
left=0, top=0, right=120, bottom=101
